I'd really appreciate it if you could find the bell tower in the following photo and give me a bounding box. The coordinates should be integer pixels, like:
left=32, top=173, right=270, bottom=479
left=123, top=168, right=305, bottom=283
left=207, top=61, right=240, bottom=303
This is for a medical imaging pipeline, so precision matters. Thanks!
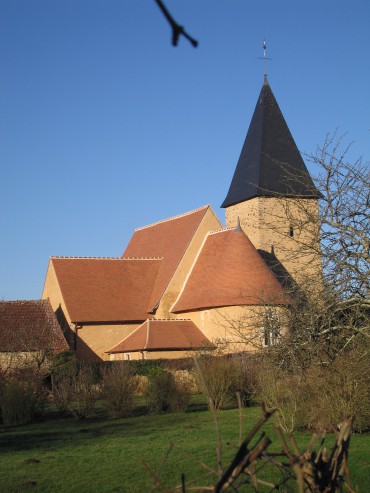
left=222, top=78, right=322, bottom=288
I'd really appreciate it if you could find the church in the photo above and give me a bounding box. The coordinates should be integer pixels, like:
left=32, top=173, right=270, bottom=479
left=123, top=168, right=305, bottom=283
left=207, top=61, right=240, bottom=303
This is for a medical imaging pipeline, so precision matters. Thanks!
left=42, top=76, right=322, bottom=362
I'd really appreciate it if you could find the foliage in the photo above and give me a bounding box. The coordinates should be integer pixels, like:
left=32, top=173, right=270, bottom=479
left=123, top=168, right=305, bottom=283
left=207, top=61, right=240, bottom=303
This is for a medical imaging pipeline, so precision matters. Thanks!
left=145, top=368, right=190, bottom=413
left=228, top=354, right=260, bottom=407
left=302, top=350, right=370, bottom=433
left=101, top=363, right=138, bottom=418
left=257, top=365, right=302, bottom=433
left=195, top=354, right=258, bottom=410
left=0, top=369, right=46, bottom=425
left=256, top=345, right=369, bottom=434
left=195, top=354, right=236, bottom=410
left=52, top=363, right=100, bottom=419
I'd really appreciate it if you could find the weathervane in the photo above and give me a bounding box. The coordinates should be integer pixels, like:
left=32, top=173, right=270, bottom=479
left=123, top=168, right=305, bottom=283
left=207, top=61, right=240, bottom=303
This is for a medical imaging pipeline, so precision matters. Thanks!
left=258, top=39, right=273, bottom=83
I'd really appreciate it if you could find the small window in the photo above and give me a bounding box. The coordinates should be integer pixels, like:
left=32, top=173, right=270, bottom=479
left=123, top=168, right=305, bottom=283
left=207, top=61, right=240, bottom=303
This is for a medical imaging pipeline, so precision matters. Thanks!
left=289, top=225, right=294, bottom=238
left=124, top=353, right=131, bottom=361
left=263, top=330, right=271, bottom=347
left=262, top=308, right=281, bottom=347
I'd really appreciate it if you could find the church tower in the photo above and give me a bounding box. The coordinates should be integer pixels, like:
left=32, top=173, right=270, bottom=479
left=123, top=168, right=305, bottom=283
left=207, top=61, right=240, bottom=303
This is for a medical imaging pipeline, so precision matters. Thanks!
left=222, top=78, right=322, bottom=289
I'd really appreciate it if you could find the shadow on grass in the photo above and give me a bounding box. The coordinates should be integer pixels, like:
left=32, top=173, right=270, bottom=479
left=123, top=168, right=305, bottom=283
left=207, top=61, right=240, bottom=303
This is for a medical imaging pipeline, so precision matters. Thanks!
left=0, top=395, right=211, bottom=454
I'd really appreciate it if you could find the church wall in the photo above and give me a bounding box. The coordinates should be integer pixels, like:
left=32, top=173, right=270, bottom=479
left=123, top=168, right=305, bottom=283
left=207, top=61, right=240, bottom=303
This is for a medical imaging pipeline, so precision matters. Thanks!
left=109, top=349, right=193, bottom=361
left=76, top=323, right=140, bottom=362
left=156, top=207, right=222, bottom=318
left=42, top=261, right=72, bottom=322
left=179, top=305, right=287, bottom=352
left=225, top=197, right=322, bottom=288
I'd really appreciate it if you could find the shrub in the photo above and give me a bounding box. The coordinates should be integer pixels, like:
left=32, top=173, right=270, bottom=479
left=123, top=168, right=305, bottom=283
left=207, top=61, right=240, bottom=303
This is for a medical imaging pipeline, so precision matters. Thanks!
left=145, top=368, right=189, bottom=413
left=303, top=351, right=369, bottom=432
left=195, top=355, right=236, bottom=410
left=228, top=354, right=260, bottom=407
left=52, top=363, right=100, bottom=419
left=257, top=365, right=302, bottom=433
left=256, top=346, right=369, bottom=433
left=101, top=363, right=138, bottom=418
left=0, top=370, right=46, bottom=425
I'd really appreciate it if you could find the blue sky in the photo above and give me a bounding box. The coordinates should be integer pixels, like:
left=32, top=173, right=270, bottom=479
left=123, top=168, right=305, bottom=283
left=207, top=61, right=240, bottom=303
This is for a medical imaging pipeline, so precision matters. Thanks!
left=1, top=0, right=369, bottom=300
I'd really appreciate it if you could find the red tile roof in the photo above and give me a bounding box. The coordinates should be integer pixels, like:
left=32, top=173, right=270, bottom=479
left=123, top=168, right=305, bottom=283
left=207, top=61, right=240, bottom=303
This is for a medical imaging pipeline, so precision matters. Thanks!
left=0, top=300, right=68, bottom=352
left=106, top=319, right=213, bottom=353
left=123, top=206, right=210, bottom=311
left=51, top=257, right=162, bottom=323
left=171, top=228, right=289, bottom=313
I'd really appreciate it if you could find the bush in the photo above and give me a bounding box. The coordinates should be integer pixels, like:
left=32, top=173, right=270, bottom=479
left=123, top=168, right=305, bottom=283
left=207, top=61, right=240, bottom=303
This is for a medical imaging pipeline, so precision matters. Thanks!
left=0, top=370, right=46, bottom=425
left=303, top=351, right=369, bottom=432
left=145, top=368, right=190, bottom=413
left=257, top=365, right=302, bottom=433
left=101, top=363, right=138, bottom=418
left=195, top=355, right=236, bottom=410
left=228, top=354, right=260, bottom=407
left=52, top=363, right=100, bottom=419
left=256, top=347, right=369, bottom=433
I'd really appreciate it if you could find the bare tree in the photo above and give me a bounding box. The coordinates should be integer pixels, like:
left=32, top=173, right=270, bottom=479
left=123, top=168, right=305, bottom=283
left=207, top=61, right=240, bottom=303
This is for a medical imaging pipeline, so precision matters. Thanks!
left=311, top=134, right=369, bottom=299
left=219, top=135, right=369, bottom=371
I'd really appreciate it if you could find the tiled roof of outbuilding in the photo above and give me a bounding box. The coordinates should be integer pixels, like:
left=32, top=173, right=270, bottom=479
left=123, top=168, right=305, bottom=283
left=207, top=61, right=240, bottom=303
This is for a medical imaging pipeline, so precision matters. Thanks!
left=106, top=319, right=213, bottom=353
left=0, top=299, right=68, bottom=352
left=123, top=206, right=210, bottom=311
left=50, top=257, right=162, bottom=323
left=171, top=228, right=289, bottom=313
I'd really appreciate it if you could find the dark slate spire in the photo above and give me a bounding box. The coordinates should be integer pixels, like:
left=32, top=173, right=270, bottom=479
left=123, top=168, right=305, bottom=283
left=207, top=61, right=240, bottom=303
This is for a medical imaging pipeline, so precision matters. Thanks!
left=221, top=80, right=321, bottom=208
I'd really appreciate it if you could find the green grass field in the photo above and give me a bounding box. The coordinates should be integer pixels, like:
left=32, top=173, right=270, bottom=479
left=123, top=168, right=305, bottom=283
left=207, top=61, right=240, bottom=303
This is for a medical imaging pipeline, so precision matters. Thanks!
left=0, top=401, right=368, bottom=492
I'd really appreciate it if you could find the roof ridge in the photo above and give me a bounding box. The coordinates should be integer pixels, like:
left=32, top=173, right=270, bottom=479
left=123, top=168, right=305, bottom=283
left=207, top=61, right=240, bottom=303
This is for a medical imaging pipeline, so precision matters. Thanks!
left=208, top=227, right=237, bottom=236
left=0, top=299, right=46, bottom=304
left=135, top=205, right=209, bottom=231
left=51, top=256, right=163, bottom=261
left=121, top=257, right=163, bottom=260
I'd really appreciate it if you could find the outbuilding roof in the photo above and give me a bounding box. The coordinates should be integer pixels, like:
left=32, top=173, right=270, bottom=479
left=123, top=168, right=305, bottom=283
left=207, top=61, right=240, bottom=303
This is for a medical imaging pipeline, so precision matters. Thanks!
left=171, top=227, right=289, bottom=313
left=222, top=79, right=321, bottom=208
left=0, top=299, right=68, bottom=352
left=50, top=257, right=162, bottom=323
left=106, top=319, right=213, bottom=353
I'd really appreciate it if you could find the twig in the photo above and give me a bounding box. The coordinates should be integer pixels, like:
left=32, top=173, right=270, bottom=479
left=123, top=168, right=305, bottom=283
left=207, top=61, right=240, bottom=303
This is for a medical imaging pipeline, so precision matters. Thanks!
left=193, top=357, right=223, bottom=478
left=154, top=0, right=198, bottom=47
left=236, top=392, right=243, bottom=447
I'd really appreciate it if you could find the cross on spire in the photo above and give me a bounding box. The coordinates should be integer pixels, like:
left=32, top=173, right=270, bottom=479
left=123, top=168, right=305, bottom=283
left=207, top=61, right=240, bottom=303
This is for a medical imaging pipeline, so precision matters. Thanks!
left=259, top=39, right=272, bottom=83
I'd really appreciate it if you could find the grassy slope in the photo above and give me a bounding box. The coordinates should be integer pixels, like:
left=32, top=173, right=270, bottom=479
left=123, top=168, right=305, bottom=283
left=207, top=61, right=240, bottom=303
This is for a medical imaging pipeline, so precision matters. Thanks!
left=0, top=405, right=368, bottom=492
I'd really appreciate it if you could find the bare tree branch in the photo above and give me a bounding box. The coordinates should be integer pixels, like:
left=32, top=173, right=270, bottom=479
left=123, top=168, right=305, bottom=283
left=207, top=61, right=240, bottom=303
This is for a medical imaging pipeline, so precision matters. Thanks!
left=154, top=0, right=198, bottom=47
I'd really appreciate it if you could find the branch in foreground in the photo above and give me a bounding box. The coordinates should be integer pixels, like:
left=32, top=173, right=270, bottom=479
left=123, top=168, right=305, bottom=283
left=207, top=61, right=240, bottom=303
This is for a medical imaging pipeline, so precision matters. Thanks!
left=154, top=0, right=198, bottom=47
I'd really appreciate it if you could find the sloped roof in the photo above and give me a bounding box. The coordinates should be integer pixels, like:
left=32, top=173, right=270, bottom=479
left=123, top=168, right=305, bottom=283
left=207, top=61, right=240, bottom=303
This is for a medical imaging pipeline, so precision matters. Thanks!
left=123, top=206, right=210, bottom=311
left=107, top=319, right=213, bottom=353
left=222, top=79, right=321, bottom=208
left=0, top=299, right=68, bottom=352
left=171, top=228, right=289, bottom=313
left=50, top=257, right=162, bottom=323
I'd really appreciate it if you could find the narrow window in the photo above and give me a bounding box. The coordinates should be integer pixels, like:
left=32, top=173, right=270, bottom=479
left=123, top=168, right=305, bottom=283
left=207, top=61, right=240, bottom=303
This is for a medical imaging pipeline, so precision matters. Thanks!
left=124, top=353, right=131, bottom=361
left=262, top=308, right=281, bottom=347
left=289, top=224, right=294, bottom=238
left=263, top=329, right=270, bottom=347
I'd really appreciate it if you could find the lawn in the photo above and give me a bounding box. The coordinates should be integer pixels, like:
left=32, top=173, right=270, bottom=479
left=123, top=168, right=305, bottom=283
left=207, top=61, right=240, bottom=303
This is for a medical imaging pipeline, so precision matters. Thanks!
left=0, top=402, right=368, bottom=492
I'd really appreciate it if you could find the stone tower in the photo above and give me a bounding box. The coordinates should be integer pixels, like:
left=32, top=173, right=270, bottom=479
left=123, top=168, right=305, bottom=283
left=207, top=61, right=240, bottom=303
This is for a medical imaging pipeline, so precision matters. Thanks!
left=222, top=78, right=322, bottom=289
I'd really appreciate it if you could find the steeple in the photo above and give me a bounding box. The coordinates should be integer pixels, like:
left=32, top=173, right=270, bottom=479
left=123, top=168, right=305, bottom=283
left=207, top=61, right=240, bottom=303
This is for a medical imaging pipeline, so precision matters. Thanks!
left=221, top=80, right=321, bottom=208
